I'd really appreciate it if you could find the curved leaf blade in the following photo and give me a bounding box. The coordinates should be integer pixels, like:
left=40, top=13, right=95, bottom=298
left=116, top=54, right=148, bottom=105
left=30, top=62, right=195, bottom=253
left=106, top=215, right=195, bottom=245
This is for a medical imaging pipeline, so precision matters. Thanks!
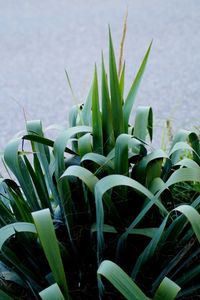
left=39, top=283, right=65, bottom=300
left=153, top=277, right=181, bottom=300
left=60, top=165, right=98, bottom=193
left=97, top=260, right=149, bottom=300
left=133, top=106, right=153, bottom=142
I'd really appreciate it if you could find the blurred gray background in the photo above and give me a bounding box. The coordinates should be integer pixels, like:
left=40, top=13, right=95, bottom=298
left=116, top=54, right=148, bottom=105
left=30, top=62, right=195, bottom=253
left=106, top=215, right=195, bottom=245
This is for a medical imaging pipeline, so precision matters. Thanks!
left=0, top=0, right=199, bottom=150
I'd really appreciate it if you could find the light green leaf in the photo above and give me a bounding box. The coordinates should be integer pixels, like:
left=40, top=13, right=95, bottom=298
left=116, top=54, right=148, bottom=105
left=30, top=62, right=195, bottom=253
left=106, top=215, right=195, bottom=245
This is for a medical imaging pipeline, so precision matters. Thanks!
left=81, top=152, right=114, bottom=174
left=123, top=41, right=152, bottom=132
left=153, top=277, right=181, bottom=300
left=170, top=130, right=200, bottom=165
left=60, top=165, right=98, bottom=193
left=169, top=141, right=200, bottom=163
left=26, top=120, right=59, bottom=205
left=0, top=222, right=36, bottom=249
left=175, top=158, right=200, bottom=169
left=97, top=260, right=150, bottom=300
left=39, top=283, right=65, bottom=300
left=78, top=133, right=92, bottom=157
left=54, top=126, right=91, bottom=180
left=82, top=82, right=93, bottom=125
left=119, top=62, right=125, bottom=98
left=115, top=134, right=144, bottom=175
left=91, top=224, right=157, bottom=238
left=32, top=209, right=69, bottom=299
left=4, top=138, right=40, bottom=211
left=133, top=106, right=153, bottom=142
left=134, top=149, right=167, bottom=186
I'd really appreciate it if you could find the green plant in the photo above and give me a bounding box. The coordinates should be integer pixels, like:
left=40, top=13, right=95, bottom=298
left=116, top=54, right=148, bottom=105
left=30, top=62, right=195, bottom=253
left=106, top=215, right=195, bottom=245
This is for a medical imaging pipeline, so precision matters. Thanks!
left=0, top=26, right=199, bottom=300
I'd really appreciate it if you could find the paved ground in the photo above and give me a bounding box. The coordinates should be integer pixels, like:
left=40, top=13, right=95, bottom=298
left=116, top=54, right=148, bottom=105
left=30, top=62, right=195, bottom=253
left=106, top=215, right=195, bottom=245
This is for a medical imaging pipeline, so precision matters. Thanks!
left=0, top=0, right=199, bottom=150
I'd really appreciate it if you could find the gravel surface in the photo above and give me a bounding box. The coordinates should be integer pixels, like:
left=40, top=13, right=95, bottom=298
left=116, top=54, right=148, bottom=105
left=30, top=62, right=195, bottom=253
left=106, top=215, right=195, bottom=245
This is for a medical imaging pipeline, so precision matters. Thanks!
left=0, top=0, right=200, bottom=150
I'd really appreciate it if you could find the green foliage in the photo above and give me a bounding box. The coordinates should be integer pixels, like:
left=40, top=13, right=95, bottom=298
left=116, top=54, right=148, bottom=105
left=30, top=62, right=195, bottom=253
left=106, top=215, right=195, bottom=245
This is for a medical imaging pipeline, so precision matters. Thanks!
left=0, top=28, right=199, bottom=300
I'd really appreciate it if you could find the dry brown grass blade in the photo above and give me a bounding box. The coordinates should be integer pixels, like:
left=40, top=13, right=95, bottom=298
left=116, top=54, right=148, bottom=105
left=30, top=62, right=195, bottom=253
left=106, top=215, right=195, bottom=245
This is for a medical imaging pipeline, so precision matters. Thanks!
left=118, top=10, right=128, bottom=77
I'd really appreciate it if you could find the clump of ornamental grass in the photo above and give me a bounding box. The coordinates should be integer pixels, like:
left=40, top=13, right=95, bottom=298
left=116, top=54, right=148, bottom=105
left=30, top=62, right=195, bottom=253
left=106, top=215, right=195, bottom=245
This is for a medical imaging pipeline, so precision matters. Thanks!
left=0, top=25, right=200, bottom=300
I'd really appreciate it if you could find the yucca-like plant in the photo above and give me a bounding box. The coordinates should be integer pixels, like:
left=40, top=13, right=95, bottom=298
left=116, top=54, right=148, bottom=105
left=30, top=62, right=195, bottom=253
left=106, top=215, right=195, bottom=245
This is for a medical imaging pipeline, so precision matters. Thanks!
left=0, top=27, right=200, bottom=300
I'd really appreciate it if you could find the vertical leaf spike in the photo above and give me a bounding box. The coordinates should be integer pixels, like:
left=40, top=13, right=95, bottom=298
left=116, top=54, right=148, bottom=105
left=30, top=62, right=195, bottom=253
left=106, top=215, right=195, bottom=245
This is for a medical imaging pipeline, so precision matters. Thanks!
left=109, top=27, right=124, bottom=139
left=123, top=41, right=152, bottom=132
left=101, top=53, right=114, bottom=155
left=92, top=64, right=103, bottom=154
left=118, top=10, right=128, bottom=77
left=119, top=62, right=125, bottom=100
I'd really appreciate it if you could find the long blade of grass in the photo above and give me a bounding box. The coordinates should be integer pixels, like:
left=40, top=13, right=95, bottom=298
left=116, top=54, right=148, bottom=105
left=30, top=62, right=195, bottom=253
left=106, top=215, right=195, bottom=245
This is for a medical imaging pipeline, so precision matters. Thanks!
left=54, top=126, right=91, bottom=228
left=119, top=62, right=125, bottom=99
left=176, top=264, right=200, bottom=287
left=0, top=222, right=44, bottom=289
left=109, top=27, right=124, bottom=138
left=23, top=134, right=76, bottom=155
left=152, top=239, right=196, bottom=291
left=26, top=120, right=60, bottom=205
left=123, top=41, right=152, bottom=132
left=177, top=284, right=200, bottom=299
left=176, top=205, right=200, bottom=242
left=32, top=209, right=69, bottom=299
left=117, top=167, right=200, bottom=263
left=97, top=260, right=149, bottom=300
left=132, top=205, right=200, bottom=280
left=92, top=65, right=103, bottom=154
left=23, top=155, right=52, bottom=212
left=162, top=196, right=200, bottom=248
left=91, top=224, right=157, bottom=238
left=0, top=200, right=14, bottom=226
left=6, top=187, right=32, bottom=223
left=115, top=134, right=144, bottom=175
left=118, top=10, right=128, bottom=77
left=0, top=181, right=16, bottom=225
left=101, top=53, right=114, bottom=155
left=4, top=138, right=40, bottom=211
